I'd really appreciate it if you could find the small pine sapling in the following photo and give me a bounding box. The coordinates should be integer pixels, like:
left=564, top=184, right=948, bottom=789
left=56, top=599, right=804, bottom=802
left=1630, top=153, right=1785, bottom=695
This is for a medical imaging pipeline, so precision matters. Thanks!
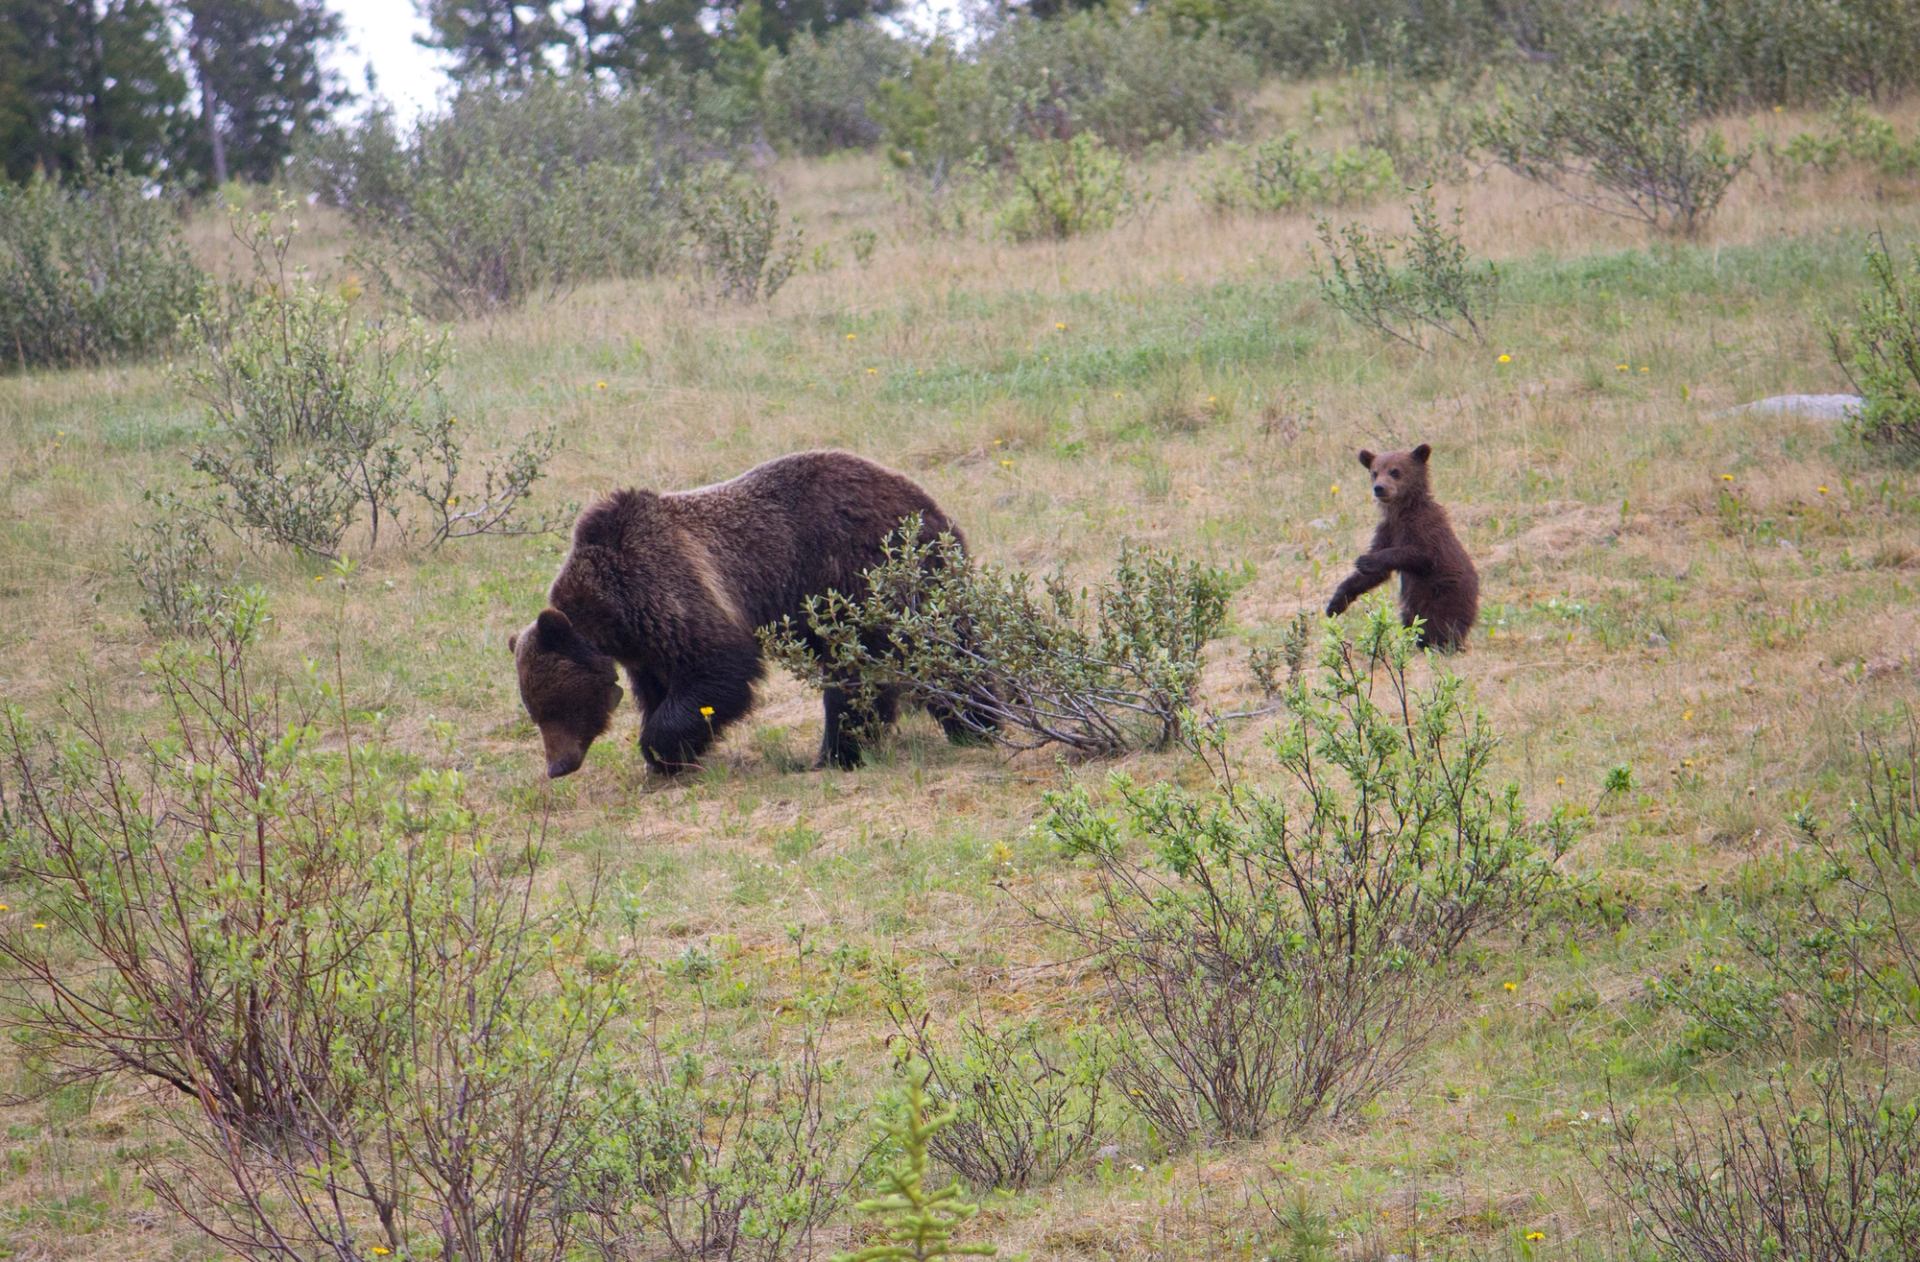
left=836, top=1076, right=998, bottom=1262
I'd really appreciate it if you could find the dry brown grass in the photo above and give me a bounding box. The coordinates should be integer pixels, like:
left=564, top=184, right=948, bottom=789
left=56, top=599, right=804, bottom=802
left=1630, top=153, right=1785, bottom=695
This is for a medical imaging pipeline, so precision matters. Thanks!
left=3, top=94, right=1920, bottom=1260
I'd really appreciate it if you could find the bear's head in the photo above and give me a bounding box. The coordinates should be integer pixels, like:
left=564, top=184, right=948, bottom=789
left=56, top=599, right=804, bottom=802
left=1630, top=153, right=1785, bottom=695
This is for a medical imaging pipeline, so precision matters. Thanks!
left=1357, top=443, right=1431, bottom=506
left=509, top=608, right=624, bottom=779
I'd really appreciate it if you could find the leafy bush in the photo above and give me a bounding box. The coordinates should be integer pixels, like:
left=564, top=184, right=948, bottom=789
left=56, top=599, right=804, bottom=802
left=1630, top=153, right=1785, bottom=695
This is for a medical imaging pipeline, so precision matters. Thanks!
left=678, top=166, right=806, bottom=303
left=575, top=1004, right=872, bottom=1262
left=176, top=205, right=561, bottom=557
left=1582, top=0, right=1920, bottom=111
left=1313, top=189, right=1499, bottom=350
left=1024, top=610, right=1572, bottom=1145
left=1200, top=133, right=1395, bottom=215
left=1477, top=59, right=1750, bottom=235
left=876, top=15, right=1254, bottom=181
left=834, top=1076, right=999, bottom=1262
left=882, top=970, right=1113, bottom=1191
left=308, top=76, right=694, bottom=315
left=761, top=526, right=1232, bottom=757
left=996, top=134, right=1139, bottom=242
left=125, top=501, right=225, bottom=637
left=1602, top=1064, right=1920, bottom=1262
left=0, top=163, right=203, bottom=372
left=0, top=592, right=631, bottom=1262
left=1830, top=237, right=1920, bottom=460
left=1776, top=98, right=1920, bottom=179
left=1174, top=0, right=1566, bottom=80
left=764, top=24, right=915, bottom=155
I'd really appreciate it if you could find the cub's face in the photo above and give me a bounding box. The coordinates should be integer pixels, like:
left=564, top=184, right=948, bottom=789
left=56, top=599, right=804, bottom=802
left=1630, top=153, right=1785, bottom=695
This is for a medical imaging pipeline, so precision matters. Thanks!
left=1357, top=443, right=1432, bottom=505
left=508, top=608, right=624, bottom=779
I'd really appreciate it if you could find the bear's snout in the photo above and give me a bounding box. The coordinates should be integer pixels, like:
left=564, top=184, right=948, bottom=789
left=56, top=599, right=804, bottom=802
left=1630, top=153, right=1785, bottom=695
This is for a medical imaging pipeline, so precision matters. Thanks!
left=546, top=752, right=584, bottom=779
left=1373, top=483, right=1387, bottom=499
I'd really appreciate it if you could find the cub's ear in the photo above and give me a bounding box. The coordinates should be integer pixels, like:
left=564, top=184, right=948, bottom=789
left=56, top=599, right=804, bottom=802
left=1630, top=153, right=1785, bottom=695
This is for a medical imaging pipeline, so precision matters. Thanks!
left=1411, top=443, right=1432, bottom=464
left=507, top=629, right=519, bottom=653
left=1357, top=449, right=1375, bottom=469
left=534, top=607, right=574, bottom=649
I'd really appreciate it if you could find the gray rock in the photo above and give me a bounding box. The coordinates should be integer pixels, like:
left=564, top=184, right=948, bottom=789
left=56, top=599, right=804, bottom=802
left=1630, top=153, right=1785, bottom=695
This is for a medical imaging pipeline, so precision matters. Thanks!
left=1718, top=393, right=1864, bottom=422
left=1308, top=517, right=1335, bottom=531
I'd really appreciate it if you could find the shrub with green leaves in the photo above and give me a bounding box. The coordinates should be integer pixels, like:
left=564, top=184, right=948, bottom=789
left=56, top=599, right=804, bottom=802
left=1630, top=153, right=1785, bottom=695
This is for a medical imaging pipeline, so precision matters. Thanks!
left=834, top=1076, right=998, bottom=1262
left=1313, top=188, right=1499, bottom=350
left=764, top=24, right=915, bottom=155
left=0, top=590, right=631, bottom=1262
left=1776, top=97, right=1920, bottom=179
left=881, top=968, right=1113, bottom=1191
left=175, top=205, right=561, bottom=557
left=125, top=500, right=225, bottom=637
left=309, top=75, right=693, bottom=315
left=1830, top=237, right=1920, bottom=461
left=1477, top=59, right=1750, bottom=235
left=0, top=163, right=203, bottom=372
left=995, top=133, right=1140, bottom=242
left=761, top=525, right=1232, bottom=756
left=1024, top=610, right=1573, bottom=1145
left=1200, top=132, right=1396, bottom=215
left=678, top=165, right=806, bottom=304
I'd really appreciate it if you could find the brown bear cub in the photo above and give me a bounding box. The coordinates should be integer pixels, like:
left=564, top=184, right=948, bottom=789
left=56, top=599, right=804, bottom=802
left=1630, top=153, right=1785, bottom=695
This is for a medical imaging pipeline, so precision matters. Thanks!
left=1324, top=443, right=1479, bottom=651
left=511, top=449, right=981, bottom=778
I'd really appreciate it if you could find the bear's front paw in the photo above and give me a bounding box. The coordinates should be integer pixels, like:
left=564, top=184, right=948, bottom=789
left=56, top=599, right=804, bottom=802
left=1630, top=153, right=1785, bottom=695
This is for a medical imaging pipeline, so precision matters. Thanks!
left=1325, top=591, right=1352, bottom=616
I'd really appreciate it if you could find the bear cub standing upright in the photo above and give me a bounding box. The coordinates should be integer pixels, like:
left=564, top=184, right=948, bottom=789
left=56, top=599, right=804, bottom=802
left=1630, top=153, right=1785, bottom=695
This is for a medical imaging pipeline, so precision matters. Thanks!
left=1324, top=443, right=1479, bottom=650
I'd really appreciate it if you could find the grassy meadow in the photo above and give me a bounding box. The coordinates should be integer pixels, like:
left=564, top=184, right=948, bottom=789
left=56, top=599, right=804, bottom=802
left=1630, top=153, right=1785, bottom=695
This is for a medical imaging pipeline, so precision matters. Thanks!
left=4, top=85, right=1920, bottom=1260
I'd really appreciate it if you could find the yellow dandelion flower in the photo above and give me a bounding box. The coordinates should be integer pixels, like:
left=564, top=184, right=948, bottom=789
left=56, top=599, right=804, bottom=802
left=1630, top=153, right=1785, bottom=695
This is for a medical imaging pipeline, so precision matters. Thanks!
left=313, top=574, right=327, bottom=583
left=866, top=367, right=878, bottom=375
left=1682, top=758, right=1694, bottom=768
left=594, top=380, right=607, bottom=390
left=1207, top=395, right=1217, bottom=404
left=1818, top=485, right=1830, bottom=495
left=1616, top=362, right=1629, bottom=371
left=1054, top=322, right=1067, bottom=331
left=1503, top=981, right=1517, bottom=992
left=1556, top=776, right=1565, bottom=786
left=1525, top=1232, right=1545, bottom=1242
left=1712, top=964, right=1724, bottom=973
left=372, top=1250, right=392, bottom=1257
left=1639, top=366, right=1650, bottom=374
left=999, top=458, right=1014, bottom=469
left=33, top=922, right=47, bottom=930
left=1683, top=708, right=1694, bottom=721
left=845, top=333, right=856, bottom=341
left=1113, top=391, right=1123, bottom=399
left=1720, top=473, right=1734, bottom=482
left=699, top=705, right=715, bottom=718
left=1329, top=483, right=1340, bottom=495
left=1497, top=353, right=1512, bottom=364
left=992, top=841, right=1013, bottom=865
left=0, top=904, right=9, bottom=911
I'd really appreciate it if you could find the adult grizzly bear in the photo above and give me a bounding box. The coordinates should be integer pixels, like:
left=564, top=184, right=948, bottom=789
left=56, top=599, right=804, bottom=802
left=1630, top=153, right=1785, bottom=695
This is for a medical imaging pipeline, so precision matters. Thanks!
left=1324, top=443, right=1479, bottom=650
left=510, top=449, right=975, bottom=777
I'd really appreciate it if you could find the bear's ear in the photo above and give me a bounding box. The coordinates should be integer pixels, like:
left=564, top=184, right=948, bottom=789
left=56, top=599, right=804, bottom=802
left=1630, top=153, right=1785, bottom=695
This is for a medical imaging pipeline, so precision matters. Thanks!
left=1411, top=443, right=1431, bottom=464
left=507, top=629, right=519, bottom=654
left=534, top=607, right=574, bottom=650
left=1357, top=449, right=1375, bottom=469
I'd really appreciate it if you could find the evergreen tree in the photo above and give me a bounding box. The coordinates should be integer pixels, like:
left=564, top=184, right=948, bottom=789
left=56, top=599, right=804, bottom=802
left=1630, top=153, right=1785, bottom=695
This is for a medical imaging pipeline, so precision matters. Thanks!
left=179, top=0, right=350, bottom=186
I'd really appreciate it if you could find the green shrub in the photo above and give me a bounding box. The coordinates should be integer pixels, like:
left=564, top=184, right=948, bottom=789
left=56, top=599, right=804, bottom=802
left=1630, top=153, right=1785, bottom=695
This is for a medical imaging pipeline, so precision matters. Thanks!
left=834, top=1076, right=998, bottom=1262
left=0, top=164, right=203, bottom=372
left=124, top=500, right=225, bottom=637
left=1830, top=236, right=1920, bottom=460
left=0, top=592, right=631, bottom=1262
left=1200, top=132, right=1396, bottom=214
left=882, top=969, right=1113, bottom=1191
left=678, top=165, right=806, bottom=303
left=764, top=24, right=915, bottom=155
left=176, top=205, right=562, bottom=557
left=761, top=526, right=1232, bottom=757
left=1170, top=0, right=1567, bottom=80
left=309, top=76, right=693, bottom=315
left=1603, top=1064, right=1920, bottom=1262
left=1025, top=610, right=1573, bottom=1145
left=1477, top=59, right=1751, bottom=235
left=1313, top=188, right=1499, bottom=350
left=995, top=134, right=1140, bottom=242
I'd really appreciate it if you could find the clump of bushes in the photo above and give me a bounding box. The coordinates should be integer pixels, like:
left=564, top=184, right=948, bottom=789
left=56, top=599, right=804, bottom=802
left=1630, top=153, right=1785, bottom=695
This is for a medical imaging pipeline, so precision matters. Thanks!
left=174, top=204, right=561, bottom=558
left=1830, top=237, right=1920, bottom=461
left=1313, top=188, right=1499, bottom=350
left=125, top=503, right=225, bottom=637
left=761, top=526, right=1232, bottom=757
left=1200, top=132, right=1396, bottom=215
left=1476, top=58, right=1751, bottom=235
left=1776, top=97, right=1920, bottom=179
left=307, top=76, right=694, bottom=315
left=678, top=165, right=806, bottom=303
left=764, top=24, right=914, bottom=155
left=996, top=134, right=1141, bottom=242
left=1023, top=610, right=1572, bottom=1145
left=0, top=163, right=204, bottom=372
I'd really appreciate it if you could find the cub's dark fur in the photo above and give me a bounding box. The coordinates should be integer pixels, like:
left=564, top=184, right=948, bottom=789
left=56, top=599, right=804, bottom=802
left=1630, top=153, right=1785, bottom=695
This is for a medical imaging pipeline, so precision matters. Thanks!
left=511, top=449, right=976, bottom=777
left=1325, top=443, right=1479, bottom=651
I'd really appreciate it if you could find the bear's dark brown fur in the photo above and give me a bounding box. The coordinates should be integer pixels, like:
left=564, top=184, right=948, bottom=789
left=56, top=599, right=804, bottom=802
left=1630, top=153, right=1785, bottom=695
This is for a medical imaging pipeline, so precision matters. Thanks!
left=511, top=449, right=974, bottom=777
left=1324, top=443, right=1479, bottom=651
